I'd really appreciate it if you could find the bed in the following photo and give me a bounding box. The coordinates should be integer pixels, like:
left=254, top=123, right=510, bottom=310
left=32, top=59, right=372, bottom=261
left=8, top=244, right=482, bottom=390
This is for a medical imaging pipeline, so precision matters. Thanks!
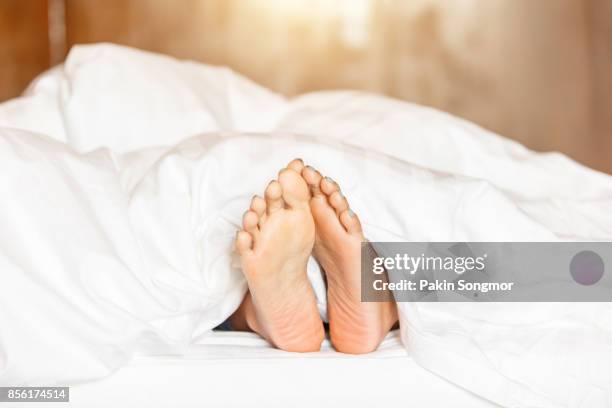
left=67, top=331, right=494, bottom=408
left=1, top=44, right=611, bottom=408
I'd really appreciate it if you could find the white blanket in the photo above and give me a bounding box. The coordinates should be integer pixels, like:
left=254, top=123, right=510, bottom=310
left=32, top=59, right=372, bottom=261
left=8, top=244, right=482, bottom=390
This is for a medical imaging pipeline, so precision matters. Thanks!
left=1, top=44, right=611, bottom=407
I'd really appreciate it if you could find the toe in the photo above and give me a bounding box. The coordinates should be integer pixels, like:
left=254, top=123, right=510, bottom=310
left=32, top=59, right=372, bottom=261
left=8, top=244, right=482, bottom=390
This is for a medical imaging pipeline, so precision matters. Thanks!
left=265, top=180, right=284, bottom=213
left=286, top=158, right=305, bottom=173
left=235, top=230, right=253, bottom=253
left=320, top=176, right=340, bottom=196
left=328, top=191, right=349, bottom=214
left=301, top=165, right=324, bottom=198
left=243, top=210, right=260, bottom=238
left=339, top=209, right=363, bottom=235
left=250, top=195, right=266, bottom=218
left=278, top=168, right=310, bottom=208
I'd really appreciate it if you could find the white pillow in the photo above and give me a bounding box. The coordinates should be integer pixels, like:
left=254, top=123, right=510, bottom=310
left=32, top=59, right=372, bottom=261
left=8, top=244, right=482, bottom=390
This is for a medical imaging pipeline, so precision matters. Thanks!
left=58, top=44, right=287, bottom=153
left=0, top=66, right=66, bottom=143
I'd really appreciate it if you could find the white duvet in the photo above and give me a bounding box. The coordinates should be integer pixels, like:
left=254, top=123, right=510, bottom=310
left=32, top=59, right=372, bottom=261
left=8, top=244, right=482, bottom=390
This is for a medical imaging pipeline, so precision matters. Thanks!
left=1, top=44, right=611, bottom=407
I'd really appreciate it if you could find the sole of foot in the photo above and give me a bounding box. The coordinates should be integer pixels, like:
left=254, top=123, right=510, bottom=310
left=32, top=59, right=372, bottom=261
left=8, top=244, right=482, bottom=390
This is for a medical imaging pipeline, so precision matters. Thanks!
left=234, top=159, right=324, bottom=352
left=301, top=163, right=398, bottom=354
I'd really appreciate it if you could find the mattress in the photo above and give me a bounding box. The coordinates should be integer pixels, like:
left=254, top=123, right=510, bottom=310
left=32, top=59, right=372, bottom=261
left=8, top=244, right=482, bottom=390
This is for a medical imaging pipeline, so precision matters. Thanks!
left=66, top=330, right=494, bottom=407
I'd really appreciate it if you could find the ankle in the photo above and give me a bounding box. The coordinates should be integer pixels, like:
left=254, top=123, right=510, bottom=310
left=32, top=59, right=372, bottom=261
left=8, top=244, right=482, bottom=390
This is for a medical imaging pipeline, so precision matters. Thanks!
left=228, top=292, right=254, bottom=332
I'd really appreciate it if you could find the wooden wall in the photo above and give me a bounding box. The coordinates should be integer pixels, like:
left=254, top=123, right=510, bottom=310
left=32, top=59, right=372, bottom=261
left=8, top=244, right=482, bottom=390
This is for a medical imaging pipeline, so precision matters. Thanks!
left=0, top=0, right=610, bottom=173
left=588, top=0, right=612, bottom=173
left=0, top=0, right=49, bottom=102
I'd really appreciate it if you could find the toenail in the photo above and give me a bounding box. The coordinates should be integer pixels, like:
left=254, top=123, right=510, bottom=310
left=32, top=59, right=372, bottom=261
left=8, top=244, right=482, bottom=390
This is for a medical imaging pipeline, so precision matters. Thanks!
left=338, top=191, right=345, bottom=199
left=325, top=176, right=335, bottom=184
left=305, top=165, right=315, bottom=171
left=348, top=209, right=355, bottom=218
left=296, top=158, right=303, bottom=163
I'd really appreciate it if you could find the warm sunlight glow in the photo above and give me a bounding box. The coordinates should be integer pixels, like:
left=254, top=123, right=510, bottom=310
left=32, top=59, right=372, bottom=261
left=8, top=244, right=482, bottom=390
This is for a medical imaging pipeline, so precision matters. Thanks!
left=259, top=0, right=373, bottom=46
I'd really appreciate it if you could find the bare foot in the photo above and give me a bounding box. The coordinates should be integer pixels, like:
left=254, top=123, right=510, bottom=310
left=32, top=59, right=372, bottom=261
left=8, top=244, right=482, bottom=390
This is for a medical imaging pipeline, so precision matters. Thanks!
left=232, top=160, right=324, bottom=352
left=301, top=164, right=398, bottom=354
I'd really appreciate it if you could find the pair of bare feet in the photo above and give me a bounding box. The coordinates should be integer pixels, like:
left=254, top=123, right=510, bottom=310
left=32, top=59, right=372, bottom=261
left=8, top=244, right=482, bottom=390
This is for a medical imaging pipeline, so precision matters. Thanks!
left=230, top=159, right=398, bottom=354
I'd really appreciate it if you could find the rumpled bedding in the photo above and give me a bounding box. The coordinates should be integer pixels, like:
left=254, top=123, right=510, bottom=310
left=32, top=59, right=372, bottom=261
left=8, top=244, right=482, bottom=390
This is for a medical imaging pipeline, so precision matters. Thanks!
left=1, top=44, right=611, bottom=407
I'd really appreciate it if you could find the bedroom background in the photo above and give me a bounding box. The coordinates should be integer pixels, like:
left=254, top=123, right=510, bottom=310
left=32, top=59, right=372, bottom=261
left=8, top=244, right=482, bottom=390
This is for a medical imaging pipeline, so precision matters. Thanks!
left=1, top=0, right=610, bottom=174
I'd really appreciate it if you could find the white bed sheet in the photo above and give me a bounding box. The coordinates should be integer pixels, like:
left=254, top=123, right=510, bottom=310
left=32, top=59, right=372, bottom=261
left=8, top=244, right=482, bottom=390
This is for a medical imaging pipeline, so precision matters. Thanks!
left=66, top=331, right=494, bottom=408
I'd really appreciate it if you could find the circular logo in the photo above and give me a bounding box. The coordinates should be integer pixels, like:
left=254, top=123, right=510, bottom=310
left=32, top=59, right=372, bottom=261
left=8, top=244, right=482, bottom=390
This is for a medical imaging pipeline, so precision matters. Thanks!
left=570, top=250, right=604, bottom=286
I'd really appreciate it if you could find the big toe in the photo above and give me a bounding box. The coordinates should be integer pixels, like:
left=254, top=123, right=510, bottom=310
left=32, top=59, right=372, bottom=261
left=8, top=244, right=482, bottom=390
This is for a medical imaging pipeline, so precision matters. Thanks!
left=278, top=168, right=310, bottom=208
left=301, top=165, right=324, bottom=198
left=287, top=158, right=305, bottom=173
